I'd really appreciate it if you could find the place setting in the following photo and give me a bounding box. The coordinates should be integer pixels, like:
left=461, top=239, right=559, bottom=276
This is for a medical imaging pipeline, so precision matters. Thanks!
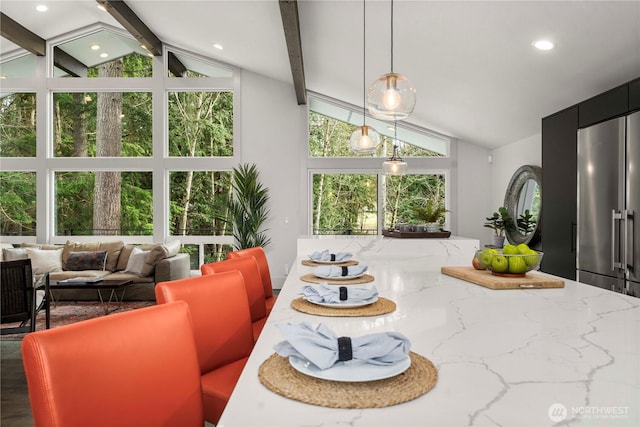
left=291, top=283, right=396, bottom=317
left=301, top=249, right=360, bottom=267
left=258, top=322, right=438, bottom=408
left=300, top=262, right=375, bottom=285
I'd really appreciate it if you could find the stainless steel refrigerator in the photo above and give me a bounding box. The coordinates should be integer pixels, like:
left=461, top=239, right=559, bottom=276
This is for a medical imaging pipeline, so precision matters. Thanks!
left=577, top=111, right=639, bottom=297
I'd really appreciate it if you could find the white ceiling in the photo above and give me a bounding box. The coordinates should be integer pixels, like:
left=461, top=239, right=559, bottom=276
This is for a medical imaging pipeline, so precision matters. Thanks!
left=1, top=0, right=639, bottom=149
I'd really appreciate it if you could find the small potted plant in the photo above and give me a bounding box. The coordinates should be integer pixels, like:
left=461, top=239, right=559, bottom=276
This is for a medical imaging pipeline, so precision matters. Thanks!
left=412, top=198, right=449, bottom=232
left=484, top=206, right=513, bottom=247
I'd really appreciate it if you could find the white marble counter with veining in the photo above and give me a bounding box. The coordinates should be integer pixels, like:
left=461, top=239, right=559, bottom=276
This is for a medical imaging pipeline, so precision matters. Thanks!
left=218, top=240, right=640, bottom=427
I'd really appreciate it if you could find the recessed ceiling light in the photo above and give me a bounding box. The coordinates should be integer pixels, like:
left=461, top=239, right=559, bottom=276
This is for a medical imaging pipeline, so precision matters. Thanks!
left=100, top=53, right=109, bottom=58
left=36, top=5, right=48, bottom=12
left=533, top=40, right=555, bottom=50
left=213, top=43, right=223, bottom=50
left=91, top=44, right=100, bottom=50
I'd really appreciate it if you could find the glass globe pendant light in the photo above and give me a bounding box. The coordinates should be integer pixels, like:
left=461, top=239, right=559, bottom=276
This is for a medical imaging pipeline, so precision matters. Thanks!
left=350, top=0, right=381, bottom=154
left=367, top=0, right=416, bottom=121
left=382, top=122, right=407, bottom=175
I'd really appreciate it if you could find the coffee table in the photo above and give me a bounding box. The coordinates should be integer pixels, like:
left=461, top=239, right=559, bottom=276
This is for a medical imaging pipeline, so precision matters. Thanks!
left=48, top=279, right=134, bottom=315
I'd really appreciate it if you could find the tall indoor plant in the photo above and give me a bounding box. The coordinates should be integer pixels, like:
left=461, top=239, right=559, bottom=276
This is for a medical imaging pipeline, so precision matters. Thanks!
left=228, top=163, right=271, bottom=249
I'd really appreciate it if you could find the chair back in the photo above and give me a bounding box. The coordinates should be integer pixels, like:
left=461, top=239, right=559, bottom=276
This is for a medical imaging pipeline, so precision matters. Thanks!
left=1, top=259, right=39, bottom=334
left=201, top=257, right=267, bottom=322
left=21, top=301, right=204, bottom=427
left=226, top=246, right=273, bottom=299
left=155, top=272, right=254, bottom=374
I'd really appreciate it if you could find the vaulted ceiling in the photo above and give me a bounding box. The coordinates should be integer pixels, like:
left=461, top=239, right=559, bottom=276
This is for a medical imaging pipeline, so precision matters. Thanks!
left=1, top=0, right=639, bottom=149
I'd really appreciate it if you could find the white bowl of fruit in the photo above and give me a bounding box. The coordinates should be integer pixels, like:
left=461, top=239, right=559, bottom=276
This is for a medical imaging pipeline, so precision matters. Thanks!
left=473, top=244, right=543, bottom=277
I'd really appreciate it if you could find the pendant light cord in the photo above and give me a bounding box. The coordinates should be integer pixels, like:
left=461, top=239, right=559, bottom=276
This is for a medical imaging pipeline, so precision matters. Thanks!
left=390, top=0, right=394, bottom=73
left=363, top=0, right=367, bottom=126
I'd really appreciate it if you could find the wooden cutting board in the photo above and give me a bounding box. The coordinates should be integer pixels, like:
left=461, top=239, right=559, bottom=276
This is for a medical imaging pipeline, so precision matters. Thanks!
left=441, top=266, right=564, bottom=290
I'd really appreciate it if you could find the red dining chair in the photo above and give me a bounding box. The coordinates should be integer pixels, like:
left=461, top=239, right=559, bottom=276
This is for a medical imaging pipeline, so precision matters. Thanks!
left=226, top=246, right=277, bottom=314
left=201, top=256, right=267, bottom=342
left=21, top=301, right=203, bottom=427
left=155, top=271, right=254, bottom=425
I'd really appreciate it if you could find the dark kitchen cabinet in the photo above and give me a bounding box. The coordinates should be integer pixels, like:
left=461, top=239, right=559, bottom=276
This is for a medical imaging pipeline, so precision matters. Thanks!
left=629, top=78, right=640, bottom=112
left=578, top=84, right=628, bottom=128
left=541, top=106, right=578, bottom=280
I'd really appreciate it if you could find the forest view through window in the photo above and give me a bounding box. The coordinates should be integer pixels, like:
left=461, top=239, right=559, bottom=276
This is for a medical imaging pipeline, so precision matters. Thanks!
left=0, top=30, right=238, bottom=266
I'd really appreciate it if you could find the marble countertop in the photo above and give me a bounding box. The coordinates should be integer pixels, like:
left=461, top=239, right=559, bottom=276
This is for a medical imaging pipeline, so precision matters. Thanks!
left=218, top=241, right=640, bottom=427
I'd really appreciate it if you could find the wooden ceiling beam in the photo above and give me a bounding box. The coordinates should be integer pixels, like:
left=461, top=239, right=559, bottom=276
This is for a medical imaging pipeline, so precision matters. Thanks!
left=95, top=0, right=186, bottom=77
left=279, top=0, right=307, bottom=105
left=1, top=12, right=88, bottom=77
left=1, top=12, right=45, bottom=56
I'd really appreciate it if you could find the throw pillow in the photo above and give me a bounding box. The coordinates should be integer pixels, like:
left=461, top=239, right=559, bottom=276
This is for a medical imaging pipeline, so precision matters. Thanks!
left=62, top=240, right=124, bottom=272
left=65, top=251, right=108, bottom=271
left=140, top=240, right=182, bottom=277
left=124, top=247, right=149, bottom=275
left=26, top=248, right=63, bottom=275
left=2, top=247, right=29, bottom=261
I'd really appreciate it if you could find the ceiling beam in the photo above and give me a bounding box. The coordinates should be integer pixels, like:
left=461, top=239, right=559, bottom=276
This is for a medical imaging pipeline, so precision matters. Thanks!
left=279, top=0, right=307, bottom=105
left=96, top=0, right=162, bottom=56
left=95, top=0, right=186, bottom=77
left=1, top=12, right=45, bottom=55
left=1, top=12, right=88, bottom=77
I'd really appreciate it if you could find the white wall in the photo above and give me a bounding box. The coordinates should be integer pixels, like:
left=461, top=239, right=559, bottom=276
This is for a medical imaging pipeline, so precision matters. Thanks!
left=240, top=70, right=307, bottom=288
left=456, top=140, right=492, bottom=247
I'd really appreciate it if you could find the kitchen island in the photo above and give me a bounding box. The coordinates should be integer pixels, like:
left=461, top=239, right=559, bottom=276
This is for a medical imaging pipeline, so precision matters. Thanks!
left=218, top=237, right=639, bottom=427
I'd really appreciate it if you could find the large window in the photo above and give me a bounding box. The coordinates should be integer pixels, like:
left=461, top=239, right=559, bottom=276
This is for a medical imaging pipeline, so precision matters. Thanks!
left=0, top=27, right=238, bottom=270
left=308, top=94, right=452, bottom=236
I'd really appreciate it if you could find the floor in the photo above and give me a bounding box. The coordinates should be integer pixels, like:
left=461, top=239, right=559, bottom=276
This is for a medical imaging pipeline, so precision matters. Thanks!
left=1, top=340, right=33, bottom=427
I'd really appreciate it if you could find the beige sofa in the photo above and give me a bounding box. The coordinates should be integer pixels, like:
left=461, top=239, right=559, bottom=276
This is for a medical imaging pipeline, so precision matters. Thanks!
left=0, top=240, right=190, bottom=301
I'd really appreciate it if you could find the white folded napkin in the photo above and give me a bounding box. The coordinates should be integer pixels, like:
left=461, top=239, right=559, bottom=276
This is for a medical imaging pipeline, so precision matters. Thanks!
left=314, top=264, right=367, bottom=278
left=299, top=283, right=378, bottom=304
left=274, top=322, right=411, bottom=370
left=309, top=250, right=353, bottom=262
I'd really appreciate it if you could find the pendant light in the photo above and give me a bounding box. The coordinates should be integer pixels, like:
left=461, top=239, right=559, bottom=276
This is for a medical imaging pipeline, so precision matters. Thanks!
left=367, top=0, right=416, bottom=121
left=382, top=121, right=407, bottom=175
left=350, top=0, right=381, bottom=154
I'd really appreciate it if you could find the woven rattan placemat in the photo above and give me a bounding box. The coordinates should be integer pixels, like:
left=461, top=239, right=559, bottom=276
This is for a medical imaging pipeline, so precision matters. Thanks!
left=300, top=273, right=375, bottom=285
left=301, top=260, right=360, bottom=267
left=258, top=352, right=437, bottom=408
left=290, top=297, right=396, bottom=317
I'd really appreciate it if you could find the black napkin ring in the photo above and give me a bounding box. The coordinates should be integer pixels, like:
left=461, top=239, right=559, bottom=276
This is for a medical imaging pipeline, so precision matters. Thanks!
left=330, top=253, right=336, bottom=261
left=341, top=266, right=349, bottom=276
left=339, top=286, right=348, bottom=301
left=337, top=336, right=353, bottom=361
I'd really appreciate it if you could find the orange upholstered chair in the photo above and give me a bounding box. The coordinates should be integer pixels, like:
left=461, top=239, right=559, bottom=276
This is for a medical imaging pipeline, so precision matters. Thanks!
left=155, top=271, right=254, bottom=425
left=201, top=256, right=267, bottom=342
left=21, top=301, right=203, bottom=427
left=226, top=246, right=277, bottom=314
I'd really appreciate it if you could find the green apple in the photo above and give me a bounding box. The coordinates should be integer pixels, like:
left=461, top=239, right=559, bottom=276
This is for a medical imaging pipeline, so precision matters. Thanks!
left=516, top=243, right=531, bottom=254
left=508, top=256, right=528, bottom=274
left=491, top=255, right=509, bottom=273
left=479, top=249, right=498, bottom=267
left=502, top=244, right=518, bottom=255
left=524, top=249, right=541, bottom=267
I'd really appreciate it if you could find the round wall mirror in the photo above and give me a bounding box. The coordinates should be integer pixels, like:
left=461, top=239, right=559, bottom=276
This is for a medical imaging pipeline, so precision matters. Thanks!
left=503, top=165, right=542, bottom=246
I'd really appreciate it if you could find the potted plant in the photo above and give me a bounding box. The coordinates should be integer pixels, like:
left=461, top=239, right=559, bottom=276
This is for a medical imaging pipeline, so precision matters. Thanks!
left=412, top=198, right=449, bottom=232
left=517, top=209, right=537, bottom=234
left=484, top=206, right=513, bottom=247
left=227, top=163, right=271, bottom=249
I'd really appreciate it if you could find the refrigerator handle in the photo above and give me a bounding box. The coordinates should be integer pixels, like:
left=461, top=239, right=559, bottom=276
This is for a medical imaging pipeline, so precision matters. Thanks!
left=626, top=210, right=634, bottom=271
left=612, top=210, right=623, bottom=270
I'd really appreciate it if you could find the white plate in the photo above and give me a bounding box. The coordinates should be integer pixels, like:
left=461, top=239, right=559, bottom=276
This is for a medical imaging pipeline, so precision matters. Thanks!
left=309, top=258, right=352, bottom=264
left=314, top=272, right=365, bottom=280
left=304, top=296, right=378, bottom=308
left=289, top=355, right=411, bottom=382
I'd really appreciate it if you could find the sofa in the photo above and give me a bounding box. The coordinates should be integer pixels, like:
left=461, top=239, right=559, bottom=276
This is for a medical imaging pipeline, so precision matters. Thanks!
left=0, top=240, right=190, bottom=301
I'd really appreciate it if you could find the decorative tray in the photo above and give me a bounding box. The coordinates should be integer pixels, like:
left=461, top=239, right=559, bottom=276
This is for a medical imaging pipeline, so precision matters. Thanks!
left=383, top=230, right=451, bottom=239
